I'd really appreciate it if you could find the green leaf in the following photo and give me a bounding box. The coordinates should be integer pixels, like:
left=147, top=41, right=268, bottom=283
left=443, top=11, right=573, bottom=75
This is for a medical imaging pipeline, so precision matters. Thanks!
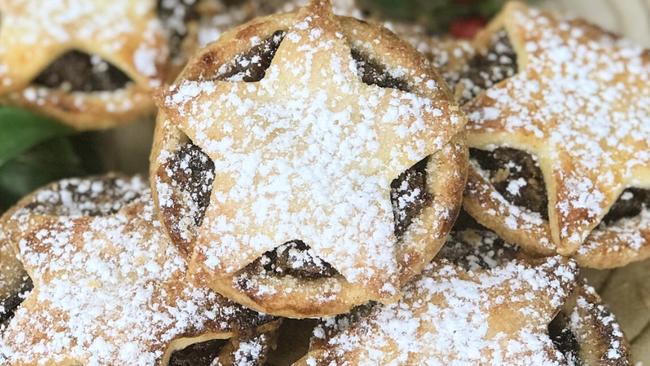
left=0, top=137, right=83, bottom=211
left=0, top=108, right=73, bottom=168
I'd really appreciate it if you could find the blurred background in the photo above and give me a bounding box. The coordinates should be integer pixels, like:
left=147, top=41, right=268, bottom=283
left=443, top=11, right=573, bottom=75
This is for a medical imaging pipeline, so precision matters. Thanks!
left=2, top=0, right=650, bottom=364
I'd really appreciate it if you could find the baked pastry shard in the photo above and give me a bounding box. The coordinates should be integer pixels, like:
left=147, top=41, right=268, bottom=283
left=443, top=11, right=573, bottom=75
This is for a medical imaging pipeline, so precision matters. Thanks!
left=0, top=175, right=279, bottom=366
left=455, top=1, right=650, bottom=268
left=297, top=223, right=630, bottom=365
left=0, top=0, right=169, bottom=129
left=152, top=0, right=467, bottom=317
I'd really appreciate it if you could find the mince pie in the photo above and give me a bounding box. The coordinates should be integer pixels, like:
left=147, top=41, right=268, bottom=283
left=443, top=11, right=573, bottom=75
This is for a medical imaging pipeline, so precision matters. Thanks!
left=297, top=222, right=630, bottom=365
left=452, top=2, right=650, bottom=268
left=0, top=0, right=169, bottom=129
left=151, top=0, right=467, bottom=317
left=0, top=175, right=279, bottom=365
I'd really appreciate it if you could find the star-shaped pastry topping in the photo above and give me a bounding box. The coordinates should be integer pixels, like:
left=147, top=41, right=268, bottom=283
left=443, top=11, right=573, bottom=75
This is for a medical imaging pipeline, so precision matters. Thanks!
left=0, top=0, right=168, bottom=92
left=0, top=176, right=274, bottom=365
left=464, top=2, right=650, bottom=255
left=298, top=245, right=578, bottom=365
left=160, top=0, right=465, bottom=293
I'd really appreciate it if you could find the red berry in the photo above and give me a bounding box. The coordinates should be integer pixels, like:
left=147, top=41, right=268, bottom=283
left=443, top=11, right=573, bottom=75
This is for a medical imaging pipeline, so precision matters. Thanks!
left=449, top=17, right=487, bottom=39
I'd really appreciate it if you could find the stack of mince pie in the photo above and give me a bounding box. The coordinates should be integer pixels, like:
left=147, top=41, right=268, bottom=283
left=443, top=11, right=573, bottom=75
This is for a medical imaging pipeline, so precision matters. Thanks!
left=0, top=0, right=362, bottom=130
left=0, top=0, right=647, bottom=365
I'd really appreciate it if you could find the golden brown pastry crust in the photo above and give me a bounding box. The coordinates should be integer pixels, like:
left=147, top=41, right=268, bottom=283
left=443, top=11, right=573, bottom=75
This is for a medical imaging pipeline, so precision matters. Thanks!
left=1, top=87, right=156, bottom=130
left=458, top=1, right=650, bottom=268
left=574, top=211, right=650, bottom=268
left=464, top=164, right=555, bottom=256
left=0, top=175, right=278, bottom=366
left=556, top=282, right=630, bottom=365
left=167, top=0, right=363, bottom=77
left=296, top=227, right=630, bottom=365
left=297, top=235, right=578, bottom=364
left=151, top=0, right=467, bottom=318
left=0, top=0, right=169, bottom=129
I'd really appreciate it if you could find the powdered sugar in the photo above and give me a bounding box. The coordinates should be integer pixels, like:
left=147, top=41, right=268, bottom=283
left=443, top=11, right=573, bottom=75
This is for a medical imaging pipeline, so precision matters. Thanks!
left=578, top=203, right=650, bottom=258
left=0, top=177, right=271, bottom=365
left=468, top=159, right=552, bottom=250
left=0, top=0, right=167, bottom=92
left=564, top=284, right=628, bottom=364
left=160, top=2, right=464, bottom=294
left=194, top=0, right=363, bottom=47
left=464, top=3, right=650, bottom=253
left=304, top=231, right=578, bottom=365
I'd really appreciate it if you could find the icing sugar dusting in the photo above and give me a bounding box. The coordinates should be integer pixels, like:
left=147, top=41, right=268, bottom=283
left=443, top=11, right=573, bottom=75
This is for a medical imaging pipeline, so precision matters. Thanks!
left=195, top=0, right=363, bottom=47
left=0, top=0, right=166, bottom=90
left=306, top=253, right=577, bottom=365
left=566, top=285, right=628, bottom=364
left=0, top=177, right=270, bottom=365
left=464, top=4, right=650, bottom=251
left=577, top=203, right=650, bottom=260
left=467, top=160, right=553, bottom=250
left=161, top=5, right=464, bottom=293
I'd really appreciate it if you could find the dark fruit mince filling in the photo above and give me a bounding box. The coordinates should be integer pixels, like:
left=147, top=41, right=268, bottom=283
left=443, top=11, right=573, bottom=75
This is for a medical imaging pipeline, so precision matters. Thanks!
left=163, top=141, right=215, bottom=227
left=33, top=50, right=131, bottom=92
left=450, top=210, right=486, bottom=232
left=390, top=157, right=433, bottom=237
left=0, top=276, right=33, bottom=325
left=156, top=0, right=200, bottom=60
left=439, top=216, right=519, bottom=271
left=459, top=29, right=518, bottom=104
left=351, top=49, right=410, bottom=91
left=168, top=338, right=226, bottom=366
left=548, top=311, right=581, bottom=363
left=603, top=188, right=650, bottom=224
left=472, top=148, right=650, bottom=225
left=159, top=141, right=214, bottom=255
left=471, top=147, right=549, bottom=219
left=217, top=30, right=287, bottom=82
left=242, top=241, right=338, bottom=281
left=24, top=176, right=143, bottom=217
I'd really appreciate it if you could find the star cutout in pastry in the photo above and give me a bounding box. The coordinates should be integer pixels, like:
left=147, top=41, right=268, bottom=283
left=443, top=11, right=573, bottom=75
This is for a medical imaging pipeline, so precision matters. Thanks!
left=298, top=253, right=578, bottom=365
left=160, top=0, right=466, bottom=292
left=0, top=0, right=168, bottom=92
left=0, top=176, right=275, bottom=365
left=464, top=2, right=650, bottom=255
